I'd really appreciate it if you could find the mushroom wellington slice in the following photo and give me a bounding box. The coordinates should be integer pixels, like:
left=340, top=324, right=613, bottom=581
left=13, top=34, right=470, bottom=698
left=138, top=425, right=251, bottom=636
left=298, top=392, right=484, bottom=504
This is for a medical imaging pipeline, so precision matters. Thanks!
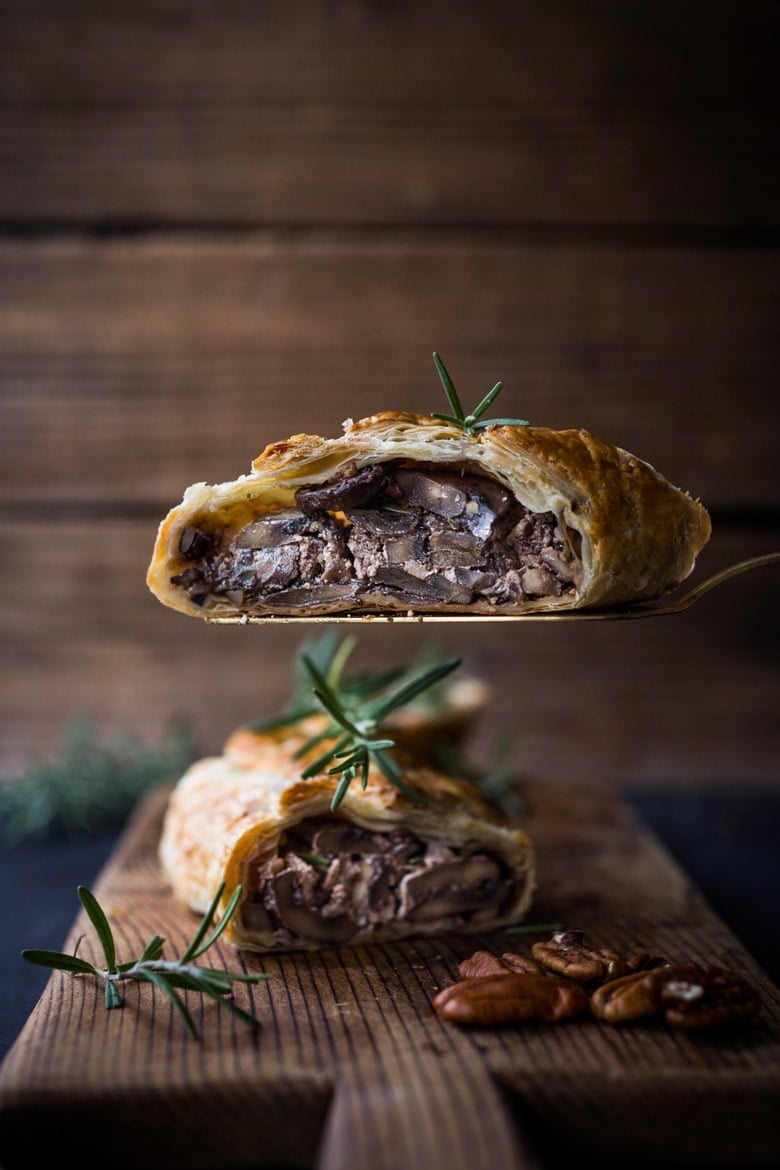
left=147, top=410, right=710, bottom=619
left=158, top=714, right=535, bottom=953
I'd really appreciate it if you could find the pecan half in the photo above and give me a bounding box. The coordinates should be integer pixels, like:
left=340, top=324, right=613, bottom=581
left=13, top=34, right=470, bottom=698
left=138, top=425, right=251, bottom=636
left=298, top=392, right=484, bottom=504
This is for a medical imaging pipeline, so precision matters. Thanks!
left=457, top=949, right=545, bottom=978
left=590, top=969, right=663, bottom=1024
left=500, top=951, right=546, bottom=975
left=532, top=929, right=626, bottom=984
left=458, top=950, right=512, bottom=978
left=592, top=963, right=762, bottom=1030
left=657, top=964, right=762, bottom=1031
left=433, top=973, right=589, bottom=1026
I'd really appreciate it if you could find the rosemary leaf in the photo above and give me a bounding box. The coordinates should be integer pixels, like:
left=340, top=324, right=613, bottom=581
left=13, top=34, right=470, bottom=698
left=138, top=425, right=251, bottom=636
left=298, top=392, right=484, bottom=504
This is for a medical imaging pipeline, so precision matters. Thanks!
left=300, top=733, right=352, bottom=779
left=137, top=935, right=167, bottom=964
left=310, top=685, right=365, bottom=739
left=472, top=416, right=530, bottom=431
left=105, top=982, right=123, bottom=1010
left=139, top=968, right=199, bottom=1037
left=182, top=882, right=243, bottom=961
left=20, top=950, right=97, bottom=976
left=78, top=885, right=117, bottom=973
left=430, top=353, right=530, bottom=435
left=433, top=351, right=466, bottom=420
left=299, top=852, right=331, bottom=868
left=368, top=657, right=461, bottom=723
left=331, top=772, right=352, bottom=809
left=22, top=882, right=270, bottom=1040
left=371, top=750, right=425, bottom=804
left=467, top=380, right=503, bottom=421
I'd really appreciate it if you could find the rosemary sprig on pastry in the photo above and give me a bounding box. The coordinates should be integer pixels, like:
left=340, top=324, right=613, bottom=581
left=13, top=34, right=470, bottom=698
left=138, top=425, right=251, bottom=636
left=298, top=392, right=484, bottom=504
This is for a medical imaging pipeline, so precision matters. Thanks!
left=22, top=882, right=269, bottom=1039
left=296, top=644, right=461, bottom=810
left=250, top=630, right=407, bottom=734
left=430, top=351, right=530, bottom=434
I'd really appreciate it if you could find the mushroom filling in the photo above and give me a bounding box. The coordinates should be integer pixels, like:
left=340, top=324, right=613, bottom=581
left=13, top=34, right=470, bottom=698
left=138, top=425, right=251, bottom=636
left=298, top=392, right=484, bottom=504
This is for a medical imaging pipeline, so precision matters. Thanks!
left=240, top=817, right=520, bottom=942
left=171, top=460, right=581, bottom=610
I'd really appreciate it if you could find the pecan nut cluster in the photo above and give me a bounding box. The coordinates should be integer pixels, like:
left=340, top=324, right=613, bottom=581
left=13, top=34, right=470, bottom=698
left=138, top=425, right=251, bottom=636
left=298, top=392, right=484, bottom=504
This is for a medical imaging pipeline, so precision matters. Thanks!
left=433, top=929, right=761, bottom=1031
left=590, top=963, right=763, bottom=1030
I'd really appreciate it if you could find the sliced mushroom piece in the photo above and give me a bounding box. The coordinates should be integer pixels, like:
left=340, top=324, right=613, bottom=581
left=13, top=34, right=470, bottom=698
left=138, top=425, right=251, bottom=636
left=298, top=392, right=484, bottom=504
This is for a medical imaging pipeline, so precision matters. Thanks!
left=253, top=545, right=301, bottom=589
left=400, top=855, right=502, bottom=922
left=466, top=477, right=513, bottom=518
left=452, top=568, right=497, bottom=593
left=241, top=899, right=274, bottom=933
left=178, top=525, right=214, bottom=560
left=260, top=581, right=362, bottom=608
left=428, top=529, right=484, bottom=568
left=347, top=507, right=417, bottom=536
left=394, top=469, right=468, bottom=518
left=295, top=464, right=391, bottom=516
left=171, top=566, right=204, bottom=589
left=272, top=870, right=358, bottom=942
left=311, top=823, right=388, bottom=856
left=367, top=859, right=397, bottom=918
left=373, top=566, right=473, bottom=604
left=384, top=533, right=427, bottom=564
left=235, top=510, right=311, bottom=549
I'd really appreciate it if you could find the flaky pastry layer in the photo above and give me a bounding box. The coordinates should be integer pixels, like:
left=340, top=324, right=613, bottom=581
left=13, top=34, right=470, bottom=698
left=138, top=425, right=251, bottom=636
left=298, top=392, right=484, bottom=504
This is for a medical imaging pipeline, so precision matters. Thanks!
left=159, top=716, right=535, bottom=953
left=147, top=412, right=711, bottom=619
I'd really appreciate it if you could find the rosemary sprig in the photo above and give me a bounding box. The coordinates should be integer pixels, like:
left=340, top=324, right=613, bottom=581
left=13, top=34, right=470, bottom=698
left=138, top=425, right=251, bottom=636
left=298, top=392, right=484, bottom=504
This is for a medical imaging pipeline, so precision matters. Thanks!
left=22, top=882, right=269, bottom=1039
left=249, top=630, right=407, bottom=733
left=296, top=646, right=461, bottom=811
left=0, top=716, right=197, bottom=844
left=431, top=352, right=530, bottom=435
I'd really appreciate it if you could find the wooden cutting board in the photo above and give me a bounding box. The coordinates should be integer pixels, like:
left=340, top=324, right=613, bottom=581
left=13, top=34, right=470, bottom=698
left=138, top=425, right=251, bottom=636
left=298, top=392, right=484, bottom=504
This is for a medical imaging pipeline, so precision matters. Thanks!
left=1, top=781, right=778, bottom=1170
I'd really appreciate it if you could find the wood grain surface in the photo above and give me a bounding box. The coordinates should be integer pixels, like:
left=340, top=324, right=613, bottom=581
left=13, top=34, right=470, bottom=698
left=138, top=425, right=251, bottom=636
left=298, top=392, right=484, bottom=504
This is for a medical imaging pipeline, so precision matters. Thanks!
left=0, top=782, right=778, bottom=1170
left=1, top=6, right=777, bottom=818
left=1, top=237, right=778, bottom=509
left=1, top=1, right=776, bottom=226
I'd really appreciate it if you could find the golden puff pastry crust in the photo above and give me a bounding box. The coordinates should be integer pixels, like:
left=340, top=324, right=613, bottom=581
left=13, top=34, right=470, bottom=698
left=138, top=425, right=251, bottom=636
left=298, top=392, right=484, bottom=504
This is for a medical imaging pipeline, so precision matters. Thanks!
left=159, top=716, right=535, bottom=953
left=147, top=411, right=711, bottom=618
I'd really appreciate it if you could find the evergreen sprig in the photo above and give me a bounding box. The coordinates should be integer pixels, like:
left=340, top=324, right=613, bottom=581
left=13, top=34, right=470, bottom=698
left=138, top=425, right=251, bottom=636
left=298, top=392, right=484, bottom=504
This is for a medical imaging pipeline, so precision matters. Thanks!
left=22, top=882, right=269, bottom=1039
left=431, top=352, right=530, bottom=435
left=0, top=717, right=197, bottom=843
left=295, top=644, right=461, bottom=811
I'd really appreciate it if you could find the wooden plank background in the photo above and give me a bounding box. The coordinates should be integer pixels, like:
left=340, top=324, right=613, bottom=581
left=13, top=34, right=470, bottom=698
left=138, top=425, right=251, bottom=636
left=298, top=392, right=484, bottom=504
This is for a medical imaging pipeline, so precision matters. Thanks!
left=1, top=0, right=778, bottom=790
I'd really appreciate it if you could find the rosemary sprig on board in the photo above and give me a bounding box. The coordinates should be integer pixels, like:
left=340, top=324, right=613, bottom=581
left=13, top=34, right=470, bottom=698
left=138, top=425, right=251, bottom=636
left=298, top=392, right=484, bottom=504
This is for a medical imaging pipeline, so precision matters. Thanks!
left=296, top=645, right=461, bottom=811
left=431, top=352, right=530, bottom=435
left=22, top=882, right=269, bottom=1039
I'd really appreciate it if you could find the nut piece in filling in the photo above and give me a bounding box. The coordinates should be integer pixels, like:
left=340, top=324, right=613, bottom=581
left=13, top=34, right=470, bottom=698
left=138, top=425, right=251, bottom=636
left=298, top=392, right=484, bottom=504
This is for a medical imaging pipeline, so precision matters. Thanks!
left=240, top=816, right=523, bottom=946
left=168, top=460, right=582, bottom=614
